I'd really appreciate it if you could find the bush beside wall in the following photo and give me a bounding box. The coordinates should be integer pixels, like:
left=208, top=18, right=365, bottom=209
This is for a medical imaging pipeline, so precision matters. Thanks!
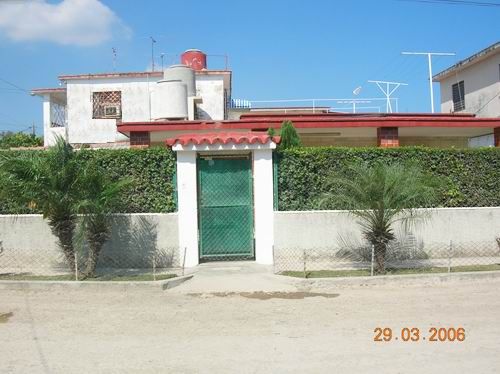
left=0, top=147, right=177, bottom=214
left=277, top=147, right=500, bottom=211
left=2, top=146, right=499, bottom=214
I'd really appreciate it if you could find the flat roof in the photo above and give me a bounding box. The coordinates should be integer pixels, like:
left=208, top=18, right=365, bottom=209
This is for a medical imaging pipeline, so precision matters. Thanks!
left=31, top=87, right=66, bottom=95
left=58, top=69, right=231, bottom=81
left=118, top=113, right=499, bottom=134
left=433, top=41, right=500, bottom=82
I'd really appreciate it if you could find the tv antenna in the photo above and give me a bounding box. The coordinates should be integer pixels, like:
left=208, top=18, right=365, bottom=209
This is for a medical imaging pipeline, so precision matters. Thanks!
left=402, top=51, right=455, bottom=113
left=368, top=80, right=408, bottom=113
left=150, top=36, right=157, bottom=71
left=112, top=47, right=117, bottom=71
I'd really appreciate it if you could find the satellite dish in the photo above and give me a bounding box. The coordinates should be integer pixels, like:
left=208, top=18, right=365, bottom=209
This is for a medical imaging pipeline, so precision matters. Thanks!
left=353, top=86, right=362, bottom=96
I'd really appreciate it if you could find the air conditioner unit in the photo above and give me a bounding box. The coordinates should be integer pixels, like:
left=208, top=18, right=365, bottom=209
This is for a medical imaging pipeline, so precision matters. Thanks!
left=103, top=104, right=121, bottom=118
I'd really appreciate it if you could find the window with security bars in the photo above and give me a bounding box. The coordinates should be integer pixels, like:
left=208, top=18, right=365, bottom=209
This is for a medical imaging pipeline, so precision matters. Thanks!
left=92, top=91, right=122, bottom=119
left=452, top=81, right=465, bottom=112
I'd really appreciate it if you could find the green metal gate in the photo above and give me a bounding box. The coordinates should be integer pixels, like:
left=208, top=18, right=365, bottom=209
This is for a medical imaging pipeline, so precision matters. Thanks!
left=198, top=155, right=254, bottom=261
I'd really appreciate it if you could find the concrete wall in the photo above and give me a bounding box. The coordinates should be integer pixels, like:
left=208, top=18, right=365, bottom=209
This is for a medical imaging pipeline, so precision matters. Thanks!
left=439, top=53, right=500, bottom=118
left=274, top=207, right=500, bottom=251
left=195, top=75, right=225, bottom=120
left=47, top=74, right=227, bottom=146
left=0, top=214, right=179, bottom=273
left=66, top=77, right=157, bottom=144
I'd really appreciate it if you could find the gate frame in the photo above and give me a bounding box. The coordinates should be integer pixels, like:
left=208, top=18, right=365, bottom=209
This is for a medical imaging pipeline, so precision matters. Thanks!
left=172, top=139, right=277, bottom=267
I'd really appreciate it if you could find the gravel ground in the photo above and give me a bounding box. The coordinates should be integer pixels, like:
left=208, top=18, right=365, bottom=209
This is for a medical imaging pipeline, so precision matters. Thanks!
left=1, top=278, right=500, bottom=373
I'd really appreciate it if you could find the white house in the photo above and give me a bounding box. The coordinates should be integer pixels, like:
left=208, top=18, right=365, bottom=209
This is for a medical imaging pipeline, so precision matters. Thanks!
left=31, top=49, right=231, bottom=147
left=434, top=41, right=499, bottom=147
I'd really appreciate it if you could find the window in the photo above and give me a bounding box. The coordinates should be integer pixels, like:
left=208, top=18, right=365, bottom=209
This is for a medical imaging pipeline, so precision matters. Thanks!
left=92, top=91, right=122, bottom=119
left=452, top=81, right=465, bottom=112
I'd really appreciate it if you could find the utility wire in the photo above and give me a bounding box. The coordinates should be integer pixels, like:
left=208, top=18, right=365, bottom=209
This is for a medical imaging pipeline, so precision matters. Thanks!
left=398, top=0, right=500, bottom=7
left=0, top=77, right=29, bottom=94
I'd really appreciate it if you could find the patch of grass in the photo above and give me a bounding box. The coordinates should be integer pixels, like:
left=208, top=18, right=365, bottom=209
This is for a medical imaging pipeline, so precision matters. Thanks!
left=281, top=264, right=500, bottom=278
left=282, top=269, right=371, bottom=278
left=0, top=273, right=177, bottom=282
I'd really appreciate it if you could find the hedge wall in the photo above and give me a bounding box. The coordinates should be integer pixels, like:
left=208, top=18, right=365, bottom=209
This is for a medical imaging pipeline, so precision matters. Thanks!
left=2, top=146, right=499, bottom=214
left=0, top=147, right=177, bottom=214
left=277, top=147, right=500, bottom=211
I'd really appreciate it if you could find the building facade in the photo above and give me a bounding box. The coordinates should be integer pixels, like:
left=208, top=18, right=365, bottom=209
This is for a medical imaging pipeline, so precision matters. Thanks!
left=33, top=48, right=500, bottom=149
left=434, top=42, right=499, bottom=147
left=32, top=49, right=231, bottom=147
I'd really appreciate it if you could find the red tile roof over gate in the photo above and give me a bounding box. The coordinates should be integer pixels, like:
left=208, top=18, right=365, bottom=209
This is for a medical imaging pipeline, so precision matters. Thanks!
left=165, top=132, right=281, bottom=146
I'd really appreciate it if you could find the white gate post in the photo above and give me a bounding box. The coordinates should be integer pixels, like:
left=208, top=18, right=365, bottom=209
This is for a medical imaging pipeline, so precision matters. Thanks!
left=175, top=150, right=199, bottom=268
left=253, top=148, right=275, bottom=265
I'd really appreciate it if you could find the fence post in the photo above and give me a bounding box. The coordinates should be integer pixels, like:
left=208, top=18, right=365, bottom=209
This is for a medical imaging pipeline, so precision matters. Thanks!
left=182, top=247, right=187, bottom=276
left=302, top=249, right=307, bottom=279
left=370, top=245, right=375, bottom=276
left=152, top=249, right=157, bottom=281
left=448, top=240, right=452, bottom=274
left=74, top=251, right=78, bottom=281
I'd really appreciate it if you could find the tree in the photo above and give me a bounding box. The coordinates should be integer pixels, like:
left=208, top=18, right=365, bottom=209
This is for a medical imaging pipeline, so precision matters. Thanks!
left=0, top=137, right=80, bottom=271
left=0, top=132, right=43, bottom=149
left=279, top=120, right=301, bottom=149
left=318, top=163, right=438, bottom=273
left=75, top=163, right=130, bottom=279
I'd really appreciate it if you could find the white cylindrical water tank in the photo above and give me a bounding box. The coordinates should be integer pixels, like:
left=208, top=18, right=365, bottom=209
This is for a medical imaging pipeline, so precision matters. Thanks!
left=151, top=79, right=188, bottom=120
left=163, top=64, right=196, bottom=97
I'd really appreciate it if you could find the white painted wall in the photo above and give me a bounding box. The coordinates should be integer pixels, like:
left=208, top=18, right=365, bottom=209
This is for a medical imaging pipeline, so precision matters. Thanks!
left=42, top=95, right=66, bottom=147
left=253, top=149, right=275, bottom=264
left=0, top=214, right=179, bottom=273
left=439, top=53, right=500, bottom=117
left=274, top=207, right=500, bottom=250
left=66, top=77, right=156, bottom=144
left=49, top=73, right=227, bottom=145
left=195, top=75, right=225, bottom=120
left=175, top=151, right=199, bottom=268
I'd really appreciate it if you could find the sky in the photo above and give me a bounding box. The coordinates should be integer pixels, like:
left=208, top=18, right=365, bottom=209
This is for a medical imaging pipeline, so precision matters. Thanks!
left=0, top=0, right=499, bottom=134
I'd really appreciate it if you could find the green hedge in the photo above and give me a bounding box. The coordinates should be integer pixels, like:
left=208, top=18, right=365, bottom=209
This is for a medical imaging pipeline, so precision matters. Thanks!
left=277, top=147, right=500, bottom=211
left=0, top=147, right=177, bottom=214
left=2, top=146, right=499, bottom=214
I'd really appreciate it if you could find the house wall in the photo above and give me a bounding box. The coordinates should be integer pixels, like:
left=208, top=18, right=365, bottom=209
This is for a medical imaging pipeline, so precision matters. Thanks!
left=0, top=214, right=179, bottom=273
left=66, top=77, right=156, bottom=144
left=274, top=207, right=500, bottom=251
left=56, top=74, right=227, bottom=146
left=439, top=53, right=500, bottom=118
left=42, top=94, right=66, bottom=147
left=300, top=136, right=468, bottom=148
left=195, top=75, right=226, bottom=120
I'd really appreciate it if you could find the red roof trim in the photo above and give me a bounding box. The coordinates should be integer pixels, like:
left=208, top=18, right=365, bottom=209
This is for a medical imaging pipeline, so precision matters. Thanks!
left=31, top=88, right=66, bottom=95
left=118, top=115, right=499, bottom=134
left=165, top=132, right=280, bottom=146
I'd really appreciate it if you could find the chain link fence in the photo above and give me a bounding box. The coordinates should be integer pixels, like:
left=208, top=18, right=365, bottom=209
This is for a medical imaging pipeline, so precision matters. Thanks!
left=274, top=238, right=500, bottom=278
left=0, top=241, right=186, bottom=281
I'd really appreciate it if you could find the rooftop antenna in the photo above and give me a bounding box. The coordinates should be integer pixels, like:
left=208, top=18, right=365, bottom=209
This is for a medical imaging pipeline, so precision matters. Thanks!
left=112, top=47, right=117, bottom=71
left=160, top=53, right=165, bottom=71
left=337, top=100, right=371, bottom=114
left=150, top=36, right=156, bottom=71
left=352, top=86, right=362, bottom=96
left=368, top=80, right=408, bottom=113
left=401, top=51, right=456, bottom=113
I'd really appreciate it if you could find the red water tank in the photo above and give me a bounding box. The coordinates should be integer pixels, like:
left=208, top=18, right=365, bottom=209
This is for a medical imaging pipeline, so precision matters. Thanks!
left=181, top=49, right=207, bottom=71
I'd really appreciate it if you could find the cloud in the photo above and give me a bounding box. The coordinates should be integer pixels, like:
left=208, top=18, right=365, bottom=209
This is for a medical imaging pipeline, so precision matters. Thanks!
left=0, top=0, right=130, bottom=46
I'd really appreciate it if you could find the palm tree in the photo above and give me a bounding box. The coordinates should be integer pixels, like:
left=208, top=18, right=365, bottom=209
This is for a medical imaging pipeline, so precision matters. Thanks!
left=76, top=165, right=130, bottom=279
left=0, top=137, right=80, bottom=271
left=318, top=162, right=438, bottom=274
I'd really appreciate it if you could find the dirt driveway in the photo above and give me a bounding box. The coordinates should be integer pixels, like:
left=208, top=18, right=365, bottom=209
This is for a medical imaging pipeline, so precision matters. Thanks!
left=1, top=278, right=500, bottom=373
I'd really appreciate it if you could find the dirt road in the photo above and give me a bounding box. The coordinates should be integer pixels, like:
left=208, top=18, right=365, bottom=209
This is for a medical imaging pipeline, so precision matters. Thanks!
left=1, top=278, right=500, bottom=373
